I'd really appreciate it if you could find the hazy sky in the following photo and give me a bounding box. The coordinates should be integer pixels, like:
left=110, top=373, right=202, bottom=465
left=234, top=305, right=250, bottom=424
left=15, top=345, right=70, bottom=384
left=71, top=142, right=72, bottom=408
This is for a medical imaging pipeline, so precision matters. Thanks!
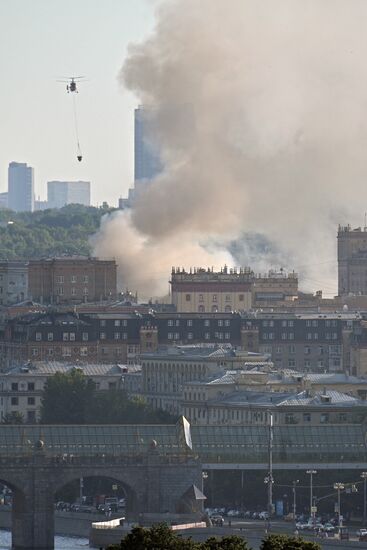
left=0, top=0, right=155, bottom=205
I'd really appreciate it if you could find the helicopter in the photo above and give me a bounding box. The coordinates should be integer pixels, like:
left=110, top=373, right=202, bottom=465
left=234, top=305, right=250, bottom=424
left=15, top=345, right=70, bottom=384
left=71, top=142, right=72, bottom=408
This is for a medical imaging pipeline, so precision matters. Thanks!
left=57, top=76, right=86, bottom=161
left=57, top=76, right=85, bottom=93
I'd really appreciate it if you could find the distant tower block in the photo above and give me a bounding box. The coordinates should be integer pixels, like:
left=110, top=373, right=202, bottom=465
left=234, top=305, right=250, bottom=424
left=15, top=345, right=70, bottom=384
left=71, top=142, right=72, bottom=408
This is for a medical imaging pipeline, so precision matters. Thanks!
left=338, top=224, right=367, bottom=296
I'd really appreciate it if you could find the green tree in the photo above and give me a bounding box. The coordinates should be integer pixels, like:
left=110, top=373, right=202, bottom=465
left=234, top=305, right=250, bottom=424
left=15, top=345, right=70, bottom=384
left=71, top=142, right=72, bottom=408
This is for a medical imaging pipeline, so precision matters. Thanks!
left=40, top=372, right=177, bottom=425
left=201, top=536, right=250, bottom=550
left=260, top=534, right=321, bottom=550
left=109, top=524, right=198, bottom=550
left=40, top=369, right=96, bottom=424
left=1, top=412, right=24, bottom=424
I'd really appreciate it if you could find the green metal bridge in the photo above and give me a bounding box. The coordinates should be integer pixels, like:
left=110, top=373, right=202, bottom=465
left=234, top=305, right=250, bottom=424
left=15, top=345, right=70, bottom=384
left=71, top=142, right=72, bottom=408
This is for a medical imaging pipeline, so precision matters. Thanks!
left=0, top=423, right=365, bottom=470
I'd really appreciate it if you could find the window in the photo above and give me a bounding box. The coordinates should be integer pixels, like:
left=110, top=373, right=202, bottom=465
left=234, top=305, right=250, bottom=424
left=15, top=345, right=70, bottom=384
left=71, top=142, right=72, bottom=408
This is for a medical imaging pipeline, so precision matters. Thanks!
left=56, top=275, right=64, bottom=283
left=168, top=320, right=173, bottom=326
left=100, top=320, right=106, bottom=327
left=57, top=286, right=64, bottom=295
left=63, top=332, right=69, bottom=341
left=62, top=346, right=72, bottom=357
left=71, top=287, right=76, bottom=296
left=83, top=275, right=89, bottom=283
left=289, top=344, right=295, bottom=354
left=199, top=294, right=204, bottom=302
left=288, top=320, right=294, bottom=327
left=187, top=319, right=193, bottom=327
left=204, top=332, right=210, bottom=340
left=320, top=413, right=329, bottom=424
left=100, top=332, right=106, bottom=340
left=225, top=294, right=231, bottom=302
left=204, top=320, right=210, bottom=327
left=289, top=333, right=294, bottom=340
left=304, top=346, right=311, bottom=355
left=185, top=294, right=191, bottom=302
left=175, top=320, right=180, bottom=326
left=48, top=348, right=53, bottom=356
left=239, top=294, right=244, bottom=302
left=313, top=333, right=318, bottom=340
left=83, top=288, right=88, bottom=295
left=224, top=320, right=230, bottom=327
left=71, top=275, right=77, bottom=283
left=303, top=413, right=311, bottom=422
left=11, top=383, right=18, bottom=391
left=312, top=320, right=318, bottom=327
left=32, top=348, right=38, bottom=356
left=28, top=382, right=34, bottom=391
left=187, top=332, right=193, bottom=340
left=35, top=332, right=42, bottom=341
left=212, top=294, right=217, bottom=302
left=122, top=332, right=127, bottom=340
left=339, top=413, right=347, bottom=422
left=69, top=332, right=76, bottom=341
left=174, top=332, right=179, bottom=340
left=168, top=332, right=173, bottom=340
left=282, top=320, right=287, bottom=327
left=11, top=397, right=18, bottom=406
left=82, top=332, right=88, bottom=341
left=288, top=358, right=296, bottom=367
left=212, top=305, right=218, bottom=313
left=285, top=414, right=296, bottom=424
left=114, top=320, right=121, bottom=327
left=47, top=332, right=53, bottom=342
left=27, top=397, right=35, bottom=405
left=198, top=305, right=205, bottom=313
left=281, top=333, right=287, bottom=340
left=218, top=320, right=223, bottom=327
left=114, top=332, right=121, bottom=340
left=306, top=320, right=311, bottom=327
left=225, top=332, right=230, bottom=339
left=80, top=347, right=88, bottom=356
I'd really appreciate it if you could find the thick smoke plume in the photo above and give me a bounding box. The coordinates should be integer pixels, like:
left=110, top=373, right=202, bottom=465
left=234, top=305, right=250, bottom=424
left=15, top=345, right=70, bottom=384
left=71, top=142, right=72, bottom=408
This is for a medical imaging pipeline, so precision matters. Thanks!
left=93, top=0, right=367, bottom=299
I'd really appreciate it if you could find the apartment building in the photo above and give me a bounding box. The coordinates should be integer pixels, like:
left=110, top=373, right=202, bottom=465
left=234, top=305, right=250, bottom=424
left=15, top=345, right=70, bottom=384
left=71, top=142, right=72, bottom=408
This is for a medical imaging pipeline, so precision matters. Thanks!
left=28, top=257, right=117, bottom=304
left=0, top=363, right=125, bottom=422
left=181, top=388, right=367, bottom=426
left=170, top=266, right=298, bottom=312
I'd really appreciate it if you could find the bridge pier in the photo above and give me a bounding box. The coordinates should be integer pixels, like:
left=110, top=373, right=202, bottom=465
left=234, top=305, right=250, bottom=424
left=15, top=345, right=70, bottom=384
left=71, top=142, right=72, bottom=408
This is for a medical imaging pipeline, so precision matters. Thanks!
left=12, top=458, right=54, bottom=550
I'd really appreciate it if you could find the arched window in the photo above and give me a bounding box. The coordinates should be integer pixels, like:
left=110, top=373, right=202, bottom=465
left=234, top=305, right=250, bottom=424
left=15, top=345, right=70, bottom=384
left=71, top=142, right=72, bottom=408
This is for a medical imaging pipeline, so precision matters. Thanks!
left=198, top=305, right=205, bottom=313
left=212, top=305, right=218, bottom=313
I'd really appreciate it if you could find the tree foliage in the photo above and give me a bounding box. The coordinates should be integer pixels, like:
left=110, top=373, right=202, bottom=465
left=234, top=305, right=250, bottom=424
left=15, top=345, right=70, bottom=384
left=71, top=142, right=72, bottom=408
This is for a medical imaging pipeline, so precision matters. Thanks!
left=0, top=204, right=115, bottom=259
left=40, top=370, right=176, bottom=424
left=1, top=412, right=24, bottom=424
left=260, top=535, right=320, bottom=550
left=108, top=524, right=250, bottom=550
left=108, top=525, right=320, bottom=550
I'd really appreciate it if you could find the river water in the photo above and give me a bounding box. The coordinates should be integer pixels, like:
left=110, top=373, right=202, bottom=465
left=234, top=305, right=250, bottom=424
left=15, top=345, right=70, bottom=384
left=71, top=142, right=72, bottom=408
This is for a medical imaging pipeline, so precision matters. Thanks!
left=0, top=530, right=89, bottom=549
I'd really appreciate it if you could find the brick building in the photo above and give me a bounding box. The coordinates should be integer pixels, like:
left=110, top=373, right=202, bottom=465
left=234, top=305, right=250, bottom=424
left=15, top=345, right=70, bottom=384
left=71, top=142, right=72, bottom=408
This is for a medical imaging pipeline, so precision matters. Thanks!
left=338, top=224, right=367, bottom=295
left=28, top=257, right=117, bottom=304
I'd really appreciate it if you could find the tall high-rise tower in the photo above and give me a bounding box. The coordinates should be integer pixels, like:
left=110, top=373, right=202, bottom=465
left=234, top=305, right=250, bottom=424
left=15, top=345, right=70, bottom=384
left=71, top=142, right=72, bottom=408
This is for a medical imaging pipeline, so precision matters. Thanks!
left=8, top=162, right=34, bottom=212
left=337, top=224, right=367, bottom=295
left=47, top=181, right=91, bottom=209
left=134, top=106, right=162, bottom=182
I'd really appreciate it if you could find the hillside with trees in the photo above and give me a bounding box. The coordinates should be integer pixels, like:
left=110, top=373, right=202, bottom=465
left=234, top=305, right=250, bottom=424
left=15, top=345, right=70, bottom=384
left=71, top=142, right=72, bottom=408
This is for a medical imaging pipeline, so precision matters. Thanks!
left=0, top=204, right=114, bottom=259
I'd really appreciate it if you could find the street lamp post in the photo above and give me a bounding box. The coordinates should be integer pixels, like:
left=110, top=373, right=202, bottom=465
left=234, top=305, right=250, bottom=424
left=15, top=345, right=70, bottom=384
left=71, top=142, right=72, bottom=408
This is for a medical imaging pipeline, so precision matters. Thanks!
left=334, top=483, right=345, bottom=530
left=292, top=480, right=299, bottom=523
left=306, top=470, right=317, bottom=526
left=361, top=472, right=367, bottom=526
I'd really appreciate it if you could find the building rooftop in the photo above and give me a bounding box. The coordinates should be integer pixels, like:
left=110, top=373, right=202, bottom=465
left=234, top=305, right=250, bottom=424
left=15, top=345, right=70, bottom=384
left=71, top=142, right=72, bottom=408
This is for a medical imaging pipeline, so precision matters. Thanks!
left=209, top=389, right=366, bottom=408
left=6, top=362, right=127, bottom=377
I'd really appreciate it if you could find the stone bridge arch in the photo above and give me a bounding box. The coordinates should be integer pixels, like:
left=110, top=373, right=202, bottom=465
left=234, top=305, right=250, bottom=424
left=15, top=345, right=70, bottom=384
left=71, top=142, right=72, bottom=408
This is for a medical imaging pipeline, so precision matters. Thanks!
left=51, top=466, right=143, bottom=517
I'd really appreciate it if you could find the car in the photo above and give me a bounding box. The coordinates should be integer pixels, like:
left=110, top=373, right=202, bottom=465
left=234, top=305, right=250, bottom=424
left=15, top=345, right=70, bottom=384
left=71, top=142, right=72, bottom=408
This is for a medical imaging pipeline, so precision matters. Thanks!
left=210, top=514, right=224, bottom=526
left=356, top=528, right=367, bottom=537
left=322, top=523, right=335, bottom=533
left=259, top=511, right=269, bottom=520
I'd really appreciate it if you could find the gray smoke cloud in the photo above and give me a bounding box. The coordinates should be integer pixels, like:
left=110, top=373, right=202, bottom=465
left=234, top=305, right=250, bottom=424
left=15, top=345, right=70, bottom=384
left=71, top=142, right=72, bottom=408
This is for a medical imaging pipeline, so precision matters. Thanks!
left=93, top=0, right=367, bottom=299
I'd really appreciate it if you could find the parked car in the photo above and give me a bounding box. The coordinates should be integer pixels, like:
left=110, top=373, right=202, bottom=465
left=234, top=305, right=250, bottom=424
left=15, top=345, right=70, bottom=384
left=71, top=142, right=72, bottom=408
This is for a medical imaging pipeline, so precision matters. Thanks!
left=210, top=514, right=224, bottom=526
left=259, top=511, right=269, bottom=520
left=356, top=528, right=367, bottom=537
